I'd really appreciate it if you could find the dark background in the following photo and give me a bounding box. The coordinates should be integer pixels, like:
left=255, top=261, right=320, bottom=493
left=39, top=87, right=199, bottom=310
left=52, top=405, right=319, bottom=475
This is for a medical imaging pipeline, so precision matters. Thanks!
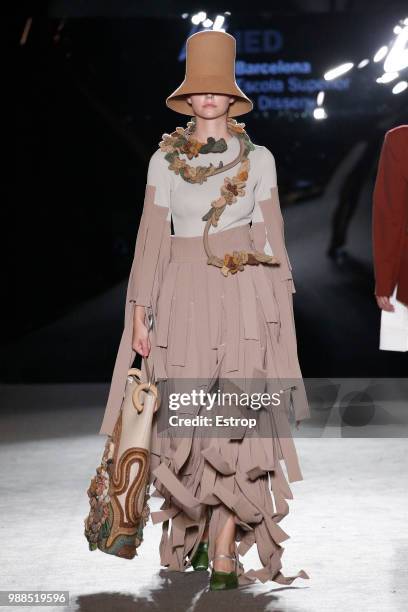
left=4, top=1, right=408, bottom=384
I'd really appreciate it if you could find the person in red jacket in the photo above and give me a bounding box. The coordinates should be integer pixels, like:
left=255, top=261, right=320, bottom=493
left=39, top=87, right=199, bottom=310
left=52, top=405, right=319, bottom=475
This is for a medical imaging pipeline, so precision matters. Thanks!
left=372, top=125, right=408, bottom=351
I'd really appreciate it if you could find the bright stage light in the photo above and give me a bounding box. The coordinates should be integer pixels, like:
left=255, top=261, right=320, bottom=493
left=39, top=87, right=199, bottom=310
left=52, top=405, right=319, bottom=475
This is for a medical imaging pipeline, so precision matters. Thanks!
left=376, top=72, right=400, bottom=83
left=383, top=25, right=408, bottom=72
left=313, top=107, right=327, bottom=119
left=203, top=19, right=213, bottom=27
left=191, top=12, right=207, bottom=25
left=317, top=91, right=325, bottom=105
left=373, top=46, right=389, bottom=62
left=392, top=80, right=408, bottom=94
left=357, top=59, right=370, bottom=68
left=213, top=15, right=225, bottom=30
left=324, top=62, right=354, bottom=80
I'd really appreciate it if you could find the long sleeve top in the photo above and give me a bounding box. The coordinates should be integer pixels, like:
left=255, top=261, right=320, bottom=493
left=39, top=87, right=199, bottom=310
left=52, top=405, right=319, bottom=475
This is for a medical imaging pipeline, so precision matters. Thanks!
left=128, top=135, right=294, bottom=308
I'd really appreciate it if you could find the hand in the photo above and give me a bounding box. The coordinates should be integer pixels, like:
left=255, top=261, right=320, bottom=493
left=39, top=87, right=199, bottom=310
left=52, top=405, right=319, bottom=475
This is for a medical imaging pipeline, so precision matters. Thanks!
left=132, top=313, right=151, bottom=357
left=295, top=420, right=301, bottom=430
left=376, top=296, right=395, bottom=312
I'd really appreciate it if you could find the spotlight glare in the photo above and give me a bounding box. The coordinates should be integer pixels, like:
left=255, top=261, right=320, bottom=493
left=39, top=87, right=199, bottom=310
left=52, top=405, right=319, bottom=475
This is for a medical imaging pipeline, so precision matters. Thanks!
left=394, top=25, right=402, bottom=34
left=313, top=107, right=327, bottom=120
left=213, top=15, right=225, bottom=30
left=392, top=80, right=408, bottom=94
left=203, top=18, right=213, bottom=27
left=376, top=72, right=400, bottom=83
left=384, top=25, right=408, bottom=72
left=357, top=59, right=370, bottom=68
left=373, top=45, right=388, bottom=62
left=317, top=91, right=325, bottom=105
left=181, top=13, right=188, bottom=19
left=191, top=11, right=206, bottom=25
left=324, top=62, right=354, bottom=80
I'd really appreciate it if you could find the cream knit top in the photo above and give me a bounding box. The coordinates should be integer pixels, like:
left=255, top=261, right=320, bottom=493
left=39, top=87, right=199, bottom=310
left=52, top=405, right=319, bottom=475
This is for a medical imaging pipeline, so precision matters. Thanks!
left=146, top=134, right=277, bottom=255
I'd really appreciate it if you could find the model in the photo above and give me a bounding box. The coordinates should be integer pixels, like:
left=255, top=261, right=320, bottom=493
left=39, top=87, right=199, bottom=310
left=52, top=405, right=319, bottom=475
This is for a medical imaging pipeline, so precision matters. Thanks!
left=372, top=125, right=408, bottom=352
left=98, top=30, right=311, bottom=590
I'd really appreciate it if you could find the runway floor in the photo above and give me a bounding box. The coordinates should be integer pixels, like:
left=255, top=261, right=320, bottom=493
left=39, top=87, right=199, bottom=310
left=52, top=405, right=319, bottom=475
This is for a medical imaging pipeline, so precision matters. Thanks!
left=1, top=383, right=407, bottom=612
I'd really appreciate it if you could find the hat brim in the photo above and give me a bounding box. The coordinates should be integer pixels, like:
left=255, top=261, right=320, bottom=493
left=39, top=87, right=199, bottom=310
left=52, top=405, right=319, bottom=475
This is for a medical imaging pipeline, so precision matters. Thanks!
left=166, top=76, right=253, bottom=117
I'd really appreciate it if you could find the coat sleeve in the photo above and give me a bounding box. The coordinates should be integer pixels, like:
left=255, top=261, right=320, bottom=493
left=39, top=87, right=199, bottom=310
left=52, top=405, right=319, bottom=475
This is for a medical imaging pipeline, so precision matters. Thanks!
left=372, top=131, right=408, bottom=297
left=250, top=147, right=310, bottom=423
left=98, top=149, right=172, bottom=436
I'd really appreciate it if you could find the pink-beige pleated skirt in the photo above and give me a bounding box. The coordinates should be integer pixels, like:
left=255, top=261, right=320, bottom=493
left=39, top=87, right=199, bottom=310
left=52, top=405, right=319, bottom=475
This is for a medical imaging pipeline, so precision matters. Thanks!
left=145, top=223, right=310, bottom=587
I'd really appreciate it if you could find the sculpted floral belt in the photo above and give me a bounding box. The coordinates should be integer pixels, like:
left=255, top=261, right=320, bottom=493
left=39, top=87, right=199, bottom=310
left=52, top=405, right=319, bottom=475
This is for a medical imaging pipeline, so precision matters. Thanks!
left=159, top=116, right=280, bottom=277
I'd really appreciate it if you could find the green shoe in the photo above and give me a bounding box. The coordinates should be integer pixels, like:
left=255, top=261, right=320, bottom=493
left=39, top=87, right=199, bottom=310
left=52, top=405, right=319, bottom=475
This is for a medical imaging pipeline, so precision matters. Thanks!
left=190, top=541, right=209, bottom=571
left=209, top=554, right=239, bottom=591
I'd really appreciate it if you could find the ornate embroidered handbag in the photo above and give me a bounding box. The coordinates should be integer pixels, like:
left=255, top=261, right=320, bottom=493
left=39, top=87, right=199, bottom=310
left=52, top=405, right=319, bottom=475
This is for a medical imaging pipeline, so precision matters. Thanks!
left=83, top=361, right=160, bottom=559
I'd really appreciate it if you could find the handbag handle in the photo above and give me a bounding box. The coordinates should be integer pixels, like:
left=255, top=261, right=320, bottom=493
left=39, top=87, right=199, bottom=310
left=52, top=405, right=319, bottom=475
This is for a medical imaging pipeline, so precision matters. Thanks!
left=127, top=368, right=161, bottom=414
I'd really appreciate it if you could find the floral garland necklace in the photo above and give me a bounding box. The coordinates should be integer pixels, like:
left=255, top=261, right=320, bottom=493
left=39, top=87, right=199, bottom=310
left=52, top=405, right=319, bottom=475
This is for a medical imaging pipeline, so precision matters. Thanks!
left=159, top=116, right=280, bottom=276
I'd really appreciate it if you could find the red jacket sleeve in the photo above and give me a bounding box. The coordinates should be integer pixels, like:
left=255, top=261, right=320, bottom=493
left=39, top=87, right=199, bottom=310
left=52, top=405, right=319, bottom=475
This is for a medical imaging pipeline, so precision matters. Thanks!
left=372, top=131, right=408, bottom=297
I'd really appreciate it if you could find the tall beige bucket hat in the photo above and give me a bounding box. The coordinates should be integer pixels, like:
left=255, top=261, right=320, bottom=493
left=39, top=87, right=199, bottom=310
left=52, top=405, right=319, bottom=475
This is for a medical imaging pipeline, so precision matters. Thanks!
left=166, top=30, right=253, bottom=117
